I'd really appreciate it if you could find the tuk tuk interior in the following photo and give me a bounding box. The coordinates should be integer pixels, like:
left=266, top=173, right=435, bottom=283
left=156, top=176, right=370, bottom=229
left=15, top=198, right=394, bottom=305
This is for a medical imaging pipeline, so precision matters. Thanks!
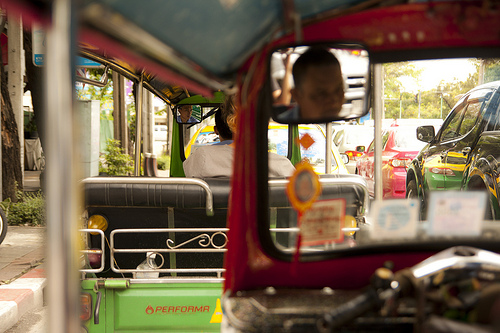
left=4, top=0, right=500, bottom=332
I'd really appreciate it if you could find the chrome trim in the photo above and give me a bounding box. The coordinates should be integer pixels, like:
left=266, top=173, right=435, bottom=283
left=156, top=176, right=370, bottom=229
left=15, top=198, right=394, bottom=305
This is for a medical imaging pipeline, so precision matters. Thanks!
left=109, top=228, right=228, bottom=275
left=130, top=278, right=224, bottom=284
left=134, top=73, right=143, bottom=176
left=268, top=176, right=369, bottom=216
left=412, top=246, right=500, bottom=279
left=78, top=50, right=174, bottom=106
left=75, top=65, right=109, bottom=87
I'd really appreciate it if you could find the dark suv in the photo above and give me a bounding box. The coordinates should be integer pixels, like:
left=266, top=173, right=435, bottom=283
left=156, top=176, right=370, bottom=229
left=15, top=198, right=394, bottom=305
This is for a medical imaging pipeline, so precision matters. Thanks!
left=406, top=80, right=500, bottom=219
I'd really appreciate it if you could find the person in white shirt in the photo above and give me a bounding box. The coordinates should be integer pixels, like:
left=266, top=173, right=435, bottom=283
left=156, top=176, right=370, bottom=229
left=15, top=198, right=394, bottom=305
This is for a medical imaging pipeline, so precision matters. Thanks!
left=183, top=95, right=295, bottom=178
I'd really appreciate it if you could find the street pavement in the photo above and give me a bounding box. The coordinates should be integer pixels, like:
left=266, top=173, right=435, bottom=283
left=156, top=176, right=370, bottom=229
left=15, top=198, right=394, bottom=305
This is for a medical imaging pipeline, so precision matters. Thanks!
left=0, top=171, right=45, bottom=333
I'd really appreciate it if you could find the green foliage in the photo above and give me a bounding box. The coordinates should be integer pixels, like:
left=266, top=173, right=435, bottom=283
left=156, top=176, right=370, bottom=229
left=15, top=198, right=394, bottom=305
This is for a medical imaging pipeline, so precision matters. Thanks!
left=77, top=68, right=114, bottom=106
left=483, top=59, right=500, bottom=83
left=383, top=60, right=481, bottom=120
left=99, top=139, right=134, bottom=175
left=1, top=188, right=46, bottom=226
left=129, top=113, right=136, bottom=143
left=24, top=116, right=38, bottom=132
left=157, top=154, right=170, bottom=171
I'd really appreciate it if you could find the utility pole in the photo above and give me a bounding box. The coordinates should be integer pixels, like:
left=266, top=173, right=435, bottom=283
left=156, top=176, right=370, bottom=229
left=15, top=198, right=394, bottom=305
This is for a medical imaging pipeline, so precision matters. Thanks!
left=399, top=91, right=402, bottom=119
left=418, top=90, right=421, bottom=119
left=440, top=93, right=443, bottom=119
left=112, top=71, right=129, bottom=154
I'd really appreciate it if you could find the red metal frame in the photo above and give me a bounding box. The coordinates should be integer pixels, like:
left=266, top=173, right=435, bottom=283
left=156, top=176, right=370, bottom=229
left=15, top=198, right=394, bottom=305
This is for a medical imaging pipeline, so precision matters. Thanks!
left=224, top=1, right=500, bottom=293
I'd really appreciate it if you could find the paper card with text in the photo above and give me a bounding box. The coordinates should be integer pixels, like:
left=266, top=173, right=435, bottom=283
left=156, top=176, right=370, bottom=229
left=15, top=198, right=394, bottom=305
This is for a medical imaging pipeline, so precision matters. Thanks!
left=300, top=199, right=345, bottom=246
left=369, top=199, right=419, bottom=240
left=427, top=191, right=486, bottom=237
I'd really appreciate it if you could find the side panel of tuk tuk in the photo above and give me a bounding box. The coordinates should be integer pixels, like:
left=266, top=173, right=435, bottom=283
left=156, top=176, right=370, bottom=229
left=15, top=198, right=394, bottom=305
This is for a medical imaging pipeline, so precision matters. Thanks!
left=82, top=280, right=222, bottom=332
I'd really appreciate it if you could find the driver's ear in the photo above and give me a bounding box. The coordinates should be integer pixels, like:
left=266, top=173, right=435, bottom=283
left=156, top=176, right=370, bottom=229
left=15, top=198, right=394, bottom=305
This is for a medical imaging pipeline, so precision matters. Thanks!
left=290, top=87, right=298, bottom=102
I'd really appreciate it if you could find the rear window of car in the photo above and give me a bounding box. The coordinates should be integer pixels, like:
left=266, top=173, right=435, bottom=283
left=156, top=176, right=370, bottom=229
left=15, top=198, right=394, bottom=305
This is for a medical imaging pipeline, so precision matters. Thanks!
left=393, top=127, right=427, bottom=150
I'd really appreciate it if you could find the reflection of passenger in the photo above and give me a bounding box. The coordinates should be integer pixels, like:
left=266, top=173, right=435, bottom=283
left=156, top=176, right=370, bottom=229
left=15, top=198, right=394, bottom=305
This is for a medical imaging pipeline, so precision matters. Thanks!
left=278, top=47, right=345, bottom=122
left=177, top=105, right=198, bottom=123
left=183, top=95, right=295, bottom=178
left=272, top=51, right=293, bottom=105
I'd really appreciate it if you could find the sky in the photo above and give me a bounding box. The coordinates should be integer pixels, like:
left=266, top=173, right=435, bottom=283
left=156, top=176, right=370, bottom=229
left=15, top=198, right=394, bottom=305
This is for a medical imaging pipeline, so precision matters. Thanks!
left=399, top=59, right=477, bottom=93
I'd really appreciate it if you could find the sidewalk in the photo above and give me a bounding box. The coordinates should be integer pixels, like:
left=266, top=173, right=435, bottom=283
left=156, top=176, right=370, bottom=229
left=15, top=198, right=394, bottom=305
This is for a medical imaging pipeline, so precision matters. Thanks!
left=0, top=171, right=45, bottom=333
left=0, top=227, right=45, bottom=333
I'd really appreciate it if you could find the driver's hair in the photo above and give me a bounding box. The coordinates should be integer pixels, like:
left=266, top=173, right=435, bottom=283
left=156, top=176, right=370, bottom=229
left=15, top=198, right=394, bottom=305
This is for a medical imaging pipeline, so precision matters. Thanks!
left=215, top=108, right=233, bottom=140
left=222, top=94, right=237, bottom=134
left=292, top=46, right=341, bottom=89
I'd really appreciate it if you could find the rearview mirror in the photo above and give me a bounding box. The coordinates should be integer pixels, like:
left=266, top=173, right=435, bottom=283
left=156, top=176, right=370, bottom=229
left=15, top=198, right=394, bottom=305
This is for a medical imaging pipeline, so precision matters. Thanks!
left=175, top=104, right=202, bottom=124
left=416, top=126, right=435, bottom=143
left=341, top=153, right=349, bottom=165
left=270, top=43, right=370, bottom=124
left=356, top=145, right=365, bottom=153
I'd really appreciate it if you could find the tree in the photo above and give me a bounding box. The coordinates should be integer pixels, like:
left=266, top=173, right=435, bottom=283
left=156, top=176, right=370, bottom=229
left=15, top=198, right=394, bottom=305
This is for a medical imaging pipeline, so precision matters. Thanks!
left=383, top=62, right=423, bottom=119
left=1, top=17, right=22, bottom=200
left=23, top=27, right=44, bottom=148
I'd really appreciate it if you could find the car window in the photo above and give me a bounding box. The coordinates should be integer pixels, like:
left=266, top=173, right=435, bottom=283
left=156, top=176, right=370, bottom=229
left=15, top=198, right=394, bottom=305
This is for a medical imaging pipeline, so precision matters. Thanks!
left=438, top=101, right=467, bottom=142
left=268, top=126, right=338, bottom=170
left=483, top=91, right=500, bottom=131
left=457, top=89, right=491, bottom=136
left=393, top=127, right=427, bottom=150
left=345, top=129, right=374, bottom=145
left=382, top=131, right=390, bottom=149
left=195, top=130, right=219, bottom=144
left=368, top=140, right=374, bottom=153
left=333, top=130, right=344, bottom=146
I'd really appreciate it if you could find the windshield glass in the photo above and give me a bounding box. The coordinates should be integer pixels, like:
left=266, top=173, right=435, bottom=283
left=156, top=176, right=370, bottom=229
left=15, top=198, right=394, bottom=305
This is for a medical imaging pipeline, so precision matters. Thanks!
left=267, top=125, right=339, bottom=173
left=266, top=57, right=500, bottom=257
left=345, top=128, right=374, bottom=145
left=392, top=127, right=427, bottom=150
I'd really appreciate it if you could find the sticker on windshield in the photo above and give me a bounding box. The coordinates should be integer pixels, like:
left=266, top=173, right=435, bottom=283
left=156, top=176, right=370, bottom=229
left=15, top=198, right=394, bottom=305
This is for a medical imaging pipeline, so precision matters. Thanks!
left=300, top=199, right=345, bottom=246
left=369, top=199, right=419, bottom=240
left=427, top=191, right=486, bottom=237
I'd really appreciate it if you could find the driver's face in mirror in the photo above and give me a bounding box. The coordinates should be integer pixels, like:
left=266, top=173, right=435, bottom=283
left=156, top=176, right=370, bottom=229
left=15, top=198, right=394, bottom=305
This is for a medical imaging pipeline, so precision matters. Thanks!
left=290, top=47, right=345, bottom=121
left=177, top=105, right=198, bottom=123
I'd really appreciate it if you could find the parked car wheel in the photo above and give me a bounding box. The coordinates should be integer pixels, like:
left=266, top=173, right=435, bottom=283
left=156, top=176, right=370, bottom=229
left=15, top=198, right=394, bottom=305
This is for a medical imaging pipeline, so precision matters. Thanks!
left=0, top=207, right=7, bottom=245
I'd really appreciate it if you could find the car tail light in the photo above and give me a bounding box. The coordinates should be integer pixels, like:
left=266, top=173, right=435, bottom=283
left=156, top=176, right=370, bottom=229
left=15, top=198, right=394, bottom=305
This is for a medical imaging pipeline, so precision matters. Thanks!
left=87, top=249, right=102, bottom=269
left=345, top=150, right=363, bottom=160
left=430, top=167, right=455, bottom=176
left=390, top=158, right=411, bottom=168
left=81, top=293, right=92, bottom=321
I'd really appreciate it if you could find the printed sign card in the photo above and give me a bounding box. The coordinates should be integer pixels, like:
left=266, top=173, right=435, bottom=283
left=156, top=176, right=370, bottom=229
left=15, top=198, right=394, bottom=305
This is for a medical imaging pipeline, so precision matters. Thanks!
left=300, top=199, right=345, bottom=246
left=369, top=199, right=419, bottom=240
left=427, top=191, right=486, bottom=237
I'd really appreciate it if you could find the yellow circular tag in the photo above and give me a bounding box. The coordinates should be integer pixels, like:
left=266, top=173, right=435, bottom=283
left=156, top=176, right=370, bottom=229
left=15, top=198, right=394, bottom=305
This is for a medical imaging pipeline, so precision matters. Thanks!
left=286, top=160, right=321, bottom=212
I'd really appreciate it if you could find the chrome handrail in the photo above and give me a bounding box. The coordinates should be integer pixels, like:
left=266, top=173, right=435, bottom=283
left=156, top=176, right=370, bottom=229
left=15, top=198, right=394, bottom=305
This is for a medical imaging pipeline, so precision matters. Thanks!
left=109, top=228, right=228, bottom=276
left=79, top=229, right=105, bottom=273
left=269, top=176, right=370, bottom=217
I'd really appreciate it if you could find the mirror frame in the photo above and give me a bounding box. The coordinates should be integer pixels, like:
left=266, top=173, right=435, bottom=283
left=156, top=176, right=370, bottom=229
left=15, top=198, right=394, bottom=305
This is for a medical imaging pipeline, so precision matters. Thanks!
left=268, top=42, right=372, bottom=124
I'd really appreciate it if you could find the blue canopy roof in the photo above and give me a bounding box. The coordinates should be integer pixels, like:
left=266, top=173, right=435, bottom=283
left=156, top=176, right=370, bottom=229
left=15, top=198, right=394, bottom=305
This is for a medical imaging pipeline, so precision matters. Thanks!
left=80, top=0, right=368, bottom=79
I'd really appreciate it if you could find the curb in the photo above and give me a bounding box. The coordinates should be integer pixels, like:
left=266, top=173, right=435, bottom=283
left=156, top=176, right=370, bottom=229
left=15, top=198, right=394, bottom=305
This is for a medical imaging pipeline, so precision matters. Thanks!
left=0, top=266, right=46, bottom=333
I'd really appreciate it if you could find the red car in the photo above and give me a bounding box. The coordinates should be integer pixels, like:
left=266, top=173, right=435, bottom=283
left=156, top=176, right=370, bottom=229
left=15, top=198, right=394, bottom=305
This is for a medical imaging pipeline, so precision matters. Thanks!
left=356, top=125, right=427, bottom=198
